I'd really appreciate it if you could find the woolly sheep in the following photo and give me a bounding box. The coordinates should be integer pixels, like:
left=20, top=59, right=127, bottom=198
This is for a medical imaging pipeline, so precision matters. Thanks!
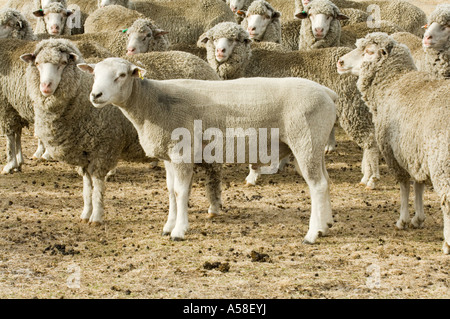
left=85, top=0, right=235, bottom=45
left=79, top=57, right=337, bottom=244
left=198, top=22, right=380, bottom=189
left=20, top=38, right=220, bottom=225
left=225, top=0, right=254, bottom=23
left=240, top=0, right=282, bottom=44
left=295, top=0, right=349, bottom=50
left=5, top=0, right=67, bottom=29
left=296, top=0, right=427, bottom=37
left=33, top=2, right=73, bottom=36
left=337, top=32, right=450, bottom=254
left=124, top=18, right=169, bottom=55
left=340, top=20, right=404, bottom=48
left=0, top=7, right=35, bottom=40
left=97, top=0, right=133, bottom=9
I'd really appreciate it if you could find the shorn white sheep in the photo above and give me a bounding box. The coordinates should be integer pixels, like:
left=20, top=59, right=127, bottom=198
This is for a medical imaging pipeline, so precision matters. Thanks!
left=239, top=0, right=282, bottom=43
left=198, top=22, right=380, bottom=189
left=337, top=32, right=450, bottom=254
left=78, top=57, right=337, bottom=244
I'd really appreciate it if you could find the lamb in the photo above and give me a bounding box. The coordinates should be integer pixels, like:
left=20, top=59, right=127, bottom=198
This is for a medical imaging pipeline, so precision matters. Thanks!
left=124, top=18, right=170, bottom=55
left=336, top=32, right=450, bottom=254
left=85, top=0, right=235, bottom=45
left=78, top=57, right=337, bottom=244
left=295, top=0, right=349, bottom=50
left=20, top=38, right=220, bottom=226
left=198, top=22, right=380, bottom=189
left=296, top=0, right=427, bottom=37
left=239, top=0, right=282, bottom=44
left=33, top=2, right=73, bottom=36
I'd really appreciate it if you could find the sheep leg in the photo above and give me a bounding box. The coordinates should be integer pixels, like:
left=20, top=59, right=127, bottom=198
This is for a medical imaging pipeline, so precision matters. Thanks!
left=295, top=153, right=333, bottom=244
left=80, top=171, right=93, bottom=222
left=365, top=146, right=380, bottom=190
left=411, top=181, right=425, bottom=228
left=1, top=133, right=18, bottom=174
left=15, top=129, right=24, bottom=170
left=442, top=197, right=449, bottom=255
left=360, top=148, right=370, bottom=186
left=162, top=161, right=177, bottom=236
left=396, top=180, right=411, bottom=230
left=204, top=164, right=222, bottom=218
left=170, top=163, right=194, bottom=241
left=32, top=139, right=46, bottom=159
left=245, top=164, right=261, bottom=186
left=324, top=126, right=337, bottom=154
left=89, top=175, right=106, bottom=226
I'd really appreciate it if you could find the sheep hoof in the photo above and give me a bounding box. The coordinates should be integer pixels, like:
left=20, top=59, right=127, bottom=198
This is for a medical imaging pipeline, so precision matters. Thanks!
left=302, top=239, right=314, bottom=245
left=206, top=213, right=217, bottom=219
left=171, top=237, right=185, bottom=242
left=396, top=219, right=409, bottom=230
left=162, top=231, right=171, bottom=236
left=365, top=185, right=376, bottom=190
left=89, top=221, right=103, bottom=227
left=245, top=182, right=256, bottom=187
left=411, top=216, right=425, bottom=229
left=443, top=242, right=450, bottom=255
left=80, top=219, right=89, bottom=224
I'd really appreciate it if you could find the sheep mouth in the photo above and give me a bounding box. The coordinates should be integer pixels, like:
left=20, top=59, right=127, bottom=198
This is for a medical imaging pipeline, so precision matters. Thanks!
left=336, top=65, right=351, bottom=74
left=215, top=54, right=229, bottom=62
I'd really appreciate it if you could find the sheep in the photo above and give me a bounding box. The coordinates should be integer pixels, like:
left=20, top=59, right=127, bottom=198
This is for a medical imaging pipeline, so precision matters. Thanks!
left=240, top=0, right=282, bottom=44
left=33, top=2, right=73, bottom=36
left=340, top=20, right=404, bottom=48
left=20, top=38, right=221, bottom=226
left=97, top=0, right=134, bottom=9
left=198, top=22, right=380, bottom=189
left=124, top=18, right=169, bottom=55
left=0, top=7, right=36, bottom=40
left=296, top=0, right=427, bottom=37
left=225, top=0, right=254, bottom=23
left=336, top=32, right=450, bottom=254
left=295, top=0, right=349, bottom=50
left=85, top=0, right=235, bottom=45
left=78, top=57, right=337, bottom=244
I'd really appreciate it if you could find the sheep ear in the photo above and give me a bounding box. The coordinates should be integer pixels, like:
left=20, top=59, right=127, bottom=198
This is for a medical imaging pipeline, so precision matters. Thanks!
left=33, top=9, right=45, bottom=17
left=20, top=53, right=35, bottom=64
left=154, top=29, right=169, bottom=38
left=65, top=10, right=73, bottom=17
left=379, top=49, right=388, bottom=56
left=295, top=11, right=308, bottom=19
left=77, top=63, right=95, bottom=74
left=69, top=53, right=79, bottom=63
left=336, top=13, right=349, bottom=20
left=272, top=11, right=281, bottom=19
left=197, top=32, right=210, bottom=48
left=131, top=66, right=146, bottom=79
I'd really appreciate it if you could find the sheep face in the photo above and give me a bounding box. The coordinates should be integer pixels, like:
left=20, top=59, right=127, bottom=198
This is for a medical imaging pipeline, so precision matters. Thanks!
left=33, top=8, right=72, bottom=36
left=21, top=49, right=79, bottom=97
left=423, top=22, right=450, bottom=51
left=246, top=11, right=278, bottom=41
left=228, top=0, right=247, bottom=13
left=126, top=28, right=168, bottom=55
left=213, top=37, right=238, bottom=62
left=77, top=58, right=146, bottom=108
left=337, top=41, right=387, bottom=76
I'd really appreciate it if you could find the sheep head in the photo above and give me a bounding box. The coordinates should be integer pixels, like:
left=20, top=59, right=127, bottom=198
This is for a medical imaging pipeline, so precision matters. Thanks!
left=124, top=19, right=169, bottom=55
left=0, top=8, right=34, bottom=40
left=242, top=0, right=281, bottom=41
left=423, top=4, right=450, bottom=51
left=33, top=3, right=73, bottom=36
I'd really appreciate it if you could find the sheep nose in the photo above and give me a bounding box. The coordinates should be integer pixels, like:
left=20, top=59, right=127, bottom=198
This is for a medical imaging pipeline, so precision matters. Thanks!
left=248, top=27, right=256, bottom=32
left=337, top=59, right=344, bottom=67
left=315, top=28, right=324, bottom=33
left=231, top=6, right=237, bottom=13
left=127, top=47, right=136, bottom=55
left=91, top=92, right=103, bottom=100
left=217, top=48, right=226, bottom=54
left=41, top=82, right=52, bottom=93
left=424, top=35, right=432, bottom=40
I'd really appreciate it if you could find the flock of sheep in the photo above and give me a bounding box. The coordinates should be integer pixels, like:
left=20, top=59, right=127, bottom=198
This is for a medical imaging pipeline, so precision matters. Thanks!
left=0, top=0, right=448, bottom=254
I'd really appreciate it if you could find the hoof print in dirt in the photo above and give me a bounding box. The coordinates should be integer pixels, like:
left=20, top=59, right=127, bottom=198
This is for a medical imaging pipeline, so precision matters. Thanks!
left=250, top=250, right=272, bottom=263
left=203, top=261, right=230, bottom=273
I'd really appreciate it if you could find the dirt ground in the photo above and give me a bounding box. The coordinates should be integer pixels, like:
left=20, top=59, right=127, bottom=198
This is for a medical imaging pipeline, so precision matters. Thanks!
left=0, top=0, right=448, bottom=300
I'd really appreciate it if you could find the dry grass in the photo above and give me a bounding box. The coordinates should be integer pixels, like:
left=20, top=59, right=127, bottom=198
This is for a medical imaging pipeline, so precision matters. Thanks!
left=0, top=126, right=448, bottom=299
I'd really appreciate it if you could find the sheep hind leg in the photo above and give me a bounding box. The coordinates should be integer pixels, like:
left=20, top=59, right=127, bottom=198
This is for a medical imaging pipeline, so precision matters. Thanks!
left=32, top=139, right=46, bottom=160
left=80, top=171, right=93, bottom=223
left=442, top=196, right=449, bottom=254
left=294, top=153, right=333, bottom=244
left=411, top=181, right=425, bottom=228
left=365, top=146, right=380, bottom=190
left=396, top=179, right=411, bottom=230
left=245, top=164, right=261, bottom=186
left=204, top=163, right=222, bottom=218
left=162, top=161, right=177, bottom=236
left=1, top=133, right=19, bottom=175
left=89, top=175, right=106, bottom=226
left=324, top=126, right=337, bottom=154
left=14, top=129, right=24, bottom=171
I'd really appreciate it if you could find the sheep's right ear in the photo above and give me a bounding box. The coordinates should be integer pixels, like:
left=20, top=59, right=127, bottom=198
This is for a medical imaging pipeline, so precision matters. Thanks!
left=295, top=11, right=308, bottom=19
left=33, top=9, right=45, bottom=18
left=197, top=32, right=210, bottom=48
left=77, top=63, right=95, bottom=74
left=20, top=53, right=35, bottom=64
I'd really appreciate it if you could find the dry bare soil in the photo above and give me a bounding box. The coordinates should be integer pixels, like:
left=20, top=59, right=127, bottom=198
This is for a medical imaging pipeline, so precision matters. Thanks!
left=0, top=0, right=448, bottom=300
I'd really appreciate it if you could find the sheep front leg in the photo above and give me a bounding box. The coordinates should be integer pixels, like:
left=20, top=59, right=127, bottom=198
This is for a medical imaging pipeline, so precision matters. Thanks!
left=32, top=139, right=46, bottom=159
left=411, top=181, right=426, bottom=228
left=170, top=163, right=194, bottom=241
left=89, top=175, right=106, bottom=226
left=80, top=172, right=93, bottom=222
left=204, top=163, right=222, bottom=218
left=396, top=180, right=411, bottom=230
left=162, top=161, right=177, bottom=235
left=324, top=126, right=337, bottom=154
left=442, top=197, right=449, bottom=255
left=245, top=164, right=261, bottom=186
left=2, top=133, right=18, bottom=174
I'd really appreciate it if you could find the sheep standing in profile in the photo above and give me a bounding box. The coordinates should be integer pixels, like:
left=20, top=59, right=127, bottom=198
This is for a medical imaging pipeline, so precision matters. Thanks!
left=240, top=0, right=282, bottom=44
left=337, top=32, right=450, bottom=254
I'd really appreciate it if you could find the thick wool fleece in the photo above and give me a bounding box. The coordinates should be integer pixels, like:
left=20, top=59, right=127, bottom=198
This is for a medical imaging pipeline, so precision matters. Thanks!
left=0, top=8, right=36, bottom=40
left=340, top=20, right=403, bottom=48
left=298, top=0, right=345, bottom=50
left=197, top=22, right=252, bottom=80
left=127, top=18, right=170, bottom=52
left=354, top=32, right=450, bottom=251
left=34, top=2, right=73, bottom=35
left=241, top=0, right=282, bottom=43
left=25, top=39, right=149, bottom=174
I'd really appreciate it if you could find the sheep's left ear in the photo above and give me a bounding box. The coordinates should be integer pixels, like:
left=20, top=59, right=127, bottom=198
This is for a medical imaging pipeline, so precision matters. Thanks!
left=295, top=11, right=308, bottom=19
left=131, top=65, right=147, bottom=79
left=20, top=53, right=35, bottom=64
left=69, top=53, right=79, bottom=63
left=197, top=32, right=210, bottom=48
left=77, top=63, right=95, bottom=74
left=272, top=11, right=281, bottom=19
left=33, top=9, right=45, bottom=17
left=336, top=13, right=349, bottom=20
left=16, top=20, right=23, bottom=29
left=65, top=10, right=73, bottom=17
left=154, top=29, right=169, bottom=38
